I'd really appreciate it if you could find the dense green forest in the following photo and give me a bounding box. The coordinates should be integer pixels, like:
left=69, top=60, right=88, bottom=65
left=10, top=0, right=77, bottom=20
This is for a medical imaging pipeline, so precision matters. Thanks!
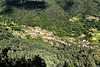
left=0, top=0, right=100, bottom=37
left=0, top=0, right=100, bottom=67
left=0, top=38, right=100, bottom=67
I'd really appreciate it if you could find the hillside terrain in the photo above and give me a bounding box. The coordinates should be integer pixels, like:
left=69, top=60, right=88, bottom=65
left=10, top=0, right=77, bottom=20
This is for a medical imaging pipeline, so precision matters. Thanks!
left=0, top=0, right=100, bottom=67
left=0, top=22, right=99, bottom=67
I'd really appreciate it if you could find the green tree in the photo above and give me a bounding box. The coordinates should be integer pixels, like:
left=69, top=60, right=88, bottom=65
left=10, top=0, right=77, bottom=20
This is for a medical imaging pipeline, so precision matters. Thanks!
left=35, top=36, right=43, bottom=41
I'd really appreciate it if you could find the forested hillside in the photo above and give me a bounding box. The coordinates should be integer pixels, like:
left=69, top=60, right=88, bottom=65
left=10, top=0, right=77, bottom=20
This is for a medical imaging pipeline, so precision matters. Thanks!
left=0, top=0, right=100, bottom=37
left=0, top=38, right=100, bottom=67
left=0, top=0, right=100, bottom=67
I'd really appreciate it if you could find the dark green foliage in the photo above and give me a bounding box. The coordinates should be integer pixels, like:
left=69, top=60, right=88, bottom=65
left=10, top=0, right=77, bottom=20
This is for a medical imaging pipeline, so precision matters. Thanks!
left=25, top=34, right=31, bottom=39
left=0, top=38, right=99, bottom=67
left=0, top=0, right=100, bottom=38
left=0, top=26, right=13, bottom=40
left=10, top=26, right=21, bottom=31
left=56, top=0, right=100, bottom=16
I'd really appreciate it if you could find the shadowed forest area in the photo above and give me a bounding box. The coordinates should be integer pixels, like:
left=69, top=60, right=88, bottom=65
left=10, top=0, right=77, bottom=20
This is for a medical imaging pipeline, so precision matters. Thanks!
left=0, top=38, right=99, bottom=67
left=1, top=0, right=47, bottom=14
left=0, top=49, right=46, bottom=67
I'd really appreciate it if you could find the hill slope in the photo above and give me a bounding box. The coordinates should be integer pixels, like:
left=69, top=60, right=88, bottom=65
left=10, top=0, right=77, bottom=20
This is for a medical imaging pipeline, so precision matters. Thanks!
left=0, top=0, right=100, bottom=43
left=0, top=38, right=100, bottom=67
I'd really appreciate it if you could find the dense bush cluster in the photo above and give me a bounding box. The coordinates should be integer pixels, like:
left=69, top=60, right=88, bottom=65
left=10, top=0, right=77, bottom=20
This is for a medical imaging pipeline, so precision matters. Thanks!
left=0, top=25, right=13, bottom=40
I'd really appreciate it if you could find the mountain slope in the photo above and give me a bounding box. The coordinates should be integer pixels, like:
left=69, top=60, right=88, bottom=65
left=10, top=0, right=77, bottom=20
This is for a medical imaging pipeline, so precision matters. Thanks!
left=0, top=0, right=100, bottom=43
left=0, top=38, right=99, bottom=67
